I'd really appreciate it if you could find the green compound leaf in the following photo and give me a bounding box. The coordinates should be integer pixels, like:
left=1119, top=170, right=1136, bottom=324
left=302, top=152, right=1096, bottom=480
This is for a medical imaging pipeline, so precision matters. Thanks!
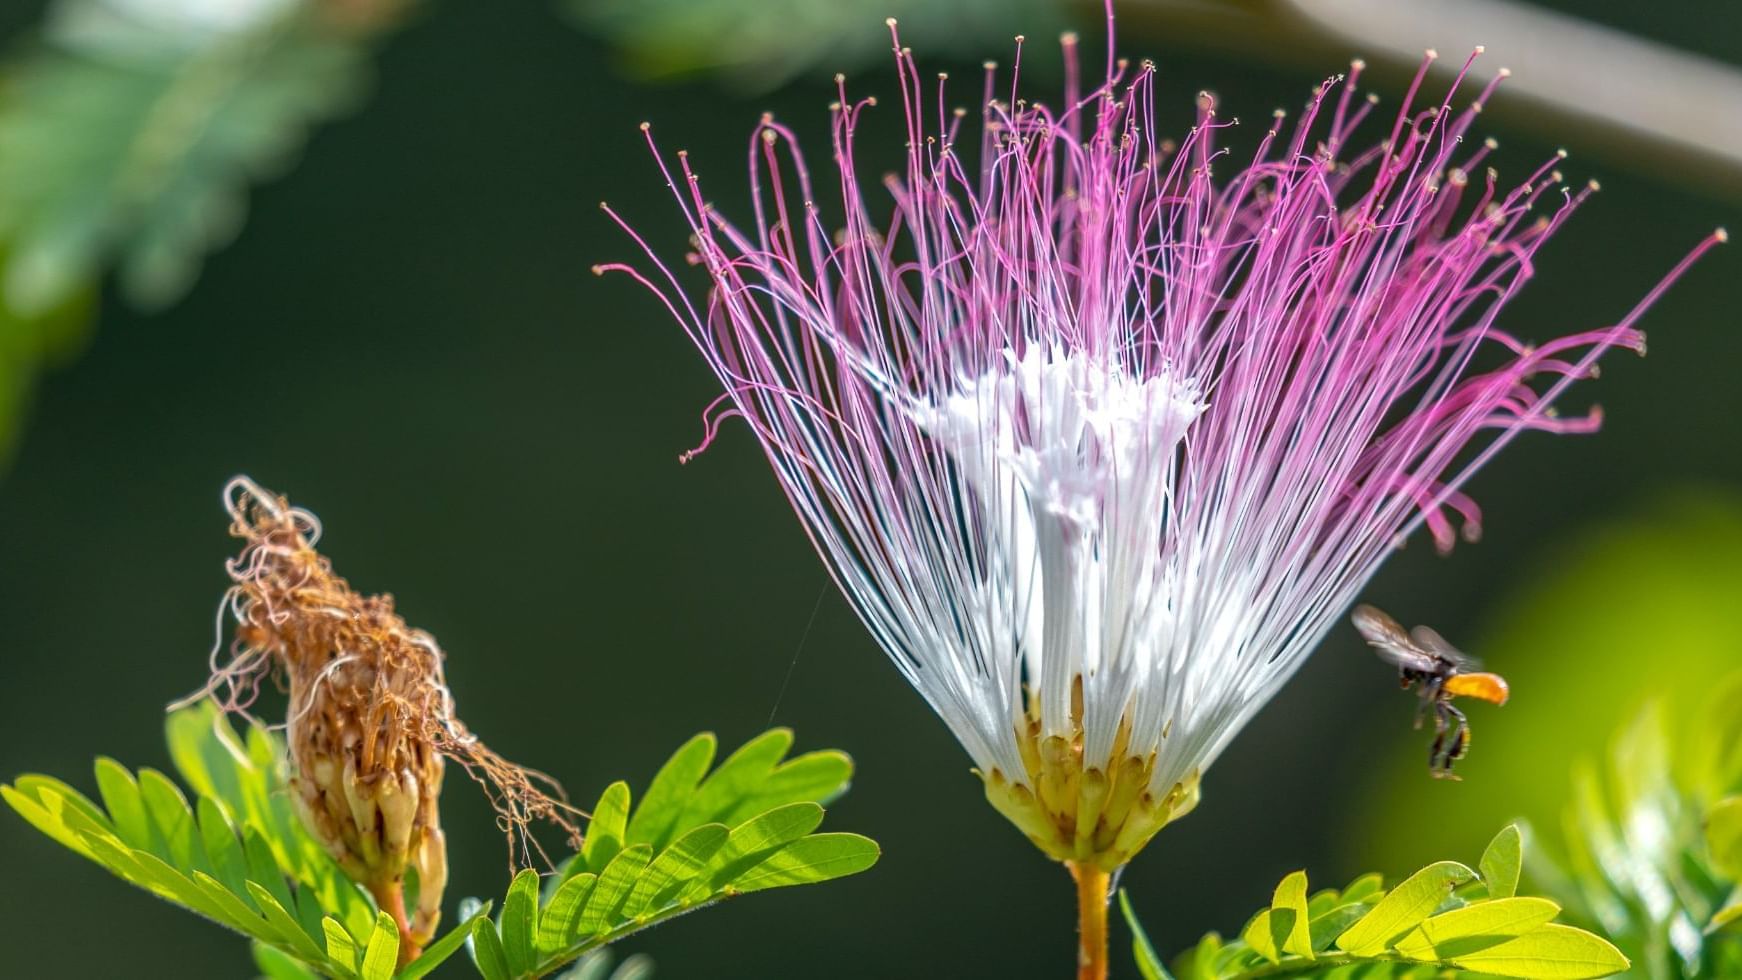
left=1140, top=832, right=1627, bottom=979
left=4, top=702, right=478, bottom=979
left=483, top=729, right=877, bottom=978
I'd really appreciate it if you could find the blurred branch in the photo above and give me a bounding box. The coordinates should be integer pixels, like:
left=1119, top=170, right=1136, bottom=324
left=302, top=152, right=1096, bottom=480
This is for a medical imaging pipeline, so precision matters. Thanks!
left=1115, top=0, right=1742, bottom=200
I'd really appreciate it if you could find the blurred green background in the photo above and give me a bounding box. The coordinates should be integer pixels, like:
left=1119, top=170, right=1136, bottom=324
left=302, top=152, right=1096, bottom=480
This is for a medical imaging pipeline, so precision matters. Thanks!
left=0, top=0, right=1737, bottom=976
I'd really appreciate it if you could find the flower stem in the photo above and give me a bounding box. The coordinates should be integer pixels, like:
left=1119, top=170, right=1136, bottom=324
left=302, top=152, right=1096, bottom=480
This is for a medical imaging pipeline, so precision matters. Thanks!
left=1068, top=861, right=1111, bottom=980
left=370, top=878, right=424, bottom=966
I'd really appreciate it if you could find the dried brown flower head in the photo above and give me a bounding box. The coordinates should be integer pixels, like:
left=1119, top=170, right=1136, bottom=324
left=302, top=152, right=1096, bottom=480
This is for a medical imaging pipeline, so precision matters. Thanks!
left=176, top=477, right=581, bottom=962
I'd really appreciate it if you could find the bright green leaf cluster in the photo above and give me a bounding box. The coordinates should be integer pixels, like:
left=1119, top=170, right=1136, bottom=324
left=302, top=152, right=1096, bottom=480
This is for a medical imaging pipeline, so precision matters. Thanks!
left=466, top=730, right=880, bottom=979
left=6, top=708, right=877, bottom=978
left=1526, top=672, right=1742, bottom=977
left=1, top=703, right=478, bottom=978
left=1124, top=824, right=1629, bottom=979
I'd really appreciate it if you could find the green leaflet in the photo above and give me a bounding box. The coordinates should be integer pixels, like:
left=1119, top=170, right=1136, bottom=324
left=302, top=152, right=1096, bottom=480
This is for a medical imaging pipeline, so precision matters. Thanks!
left=471, top=916, right=514, bottom=980
left=624, top=734, right=716, bottom=852
left=1707, top=797, right=1742, bottom=882
left=1481, top=824, right=1524, bottom=900
left=1391, top=898, right=1562, bottom=958
left=1137, top=829, right=1629, bottom=980
left=726, top=833, right=879, bottom=893
left=490, top=729, right=878, bottom=978
left=1271, top=871, right=1314, bottom=959
left=1336, top=862, right=1477, bottom=955
left=579, top=782, right=631, bottom=875
left=2, top=704, right=477, bottom=979
left=500, top=869, right=544, bottom=977
left=1445, top=923, right=1630, bottom=978
left=1119, top=891, right=1172, bottom=980
left=359, top=911, right=402, bottom=980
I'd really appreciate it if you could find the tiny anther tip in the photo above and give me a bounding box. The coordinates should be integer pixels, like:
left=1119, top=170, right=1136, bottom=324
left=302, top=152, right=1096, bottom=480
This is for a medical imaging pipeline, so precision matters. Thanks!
left=1587, top=178, right=1601, bottom=191
left=984, top=60, right=998, bottom=70
left=638, top=121, right=651, bottom=131
left=1351, top=57, right=1366, bottom=70
left=590, top=264, right=603, bottom=275
left=1015, top=34, right=1025, bottom=43
left=1497, top=67, right=1512, bottom=77
left=1474, top=44, right=1486, bottom=54
left=1425, top=48, right=1439, bottom=60
left=1061, top=31, right=1078, bottom=43
left=1716, top=227, right=1731, bottom=243
left=1555, top=147, right=1569, bottom=158
left=885, top=17, right=897, bottom=27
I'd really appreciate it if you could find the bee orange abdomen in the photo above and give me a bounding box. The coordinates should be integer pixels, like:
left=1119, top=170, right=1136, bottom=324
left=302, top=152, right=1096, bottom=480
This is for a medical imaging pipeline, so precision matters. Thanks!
left=1444, top=672, right=1510, bottom=705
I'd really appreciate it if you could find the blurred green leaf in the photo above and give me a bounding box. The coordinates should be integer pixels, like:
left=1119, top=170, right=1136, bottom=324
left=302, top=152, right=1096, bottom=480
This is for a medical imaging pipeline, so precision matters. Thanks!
left=1520, top=672, right=1742, bottom=976
left=0, top=0, right=385, bottom=315
left=1357, top=493, right=1742, bottom=875
left=554, top=948, right=654, bottom=980
left=1708, top=798, right=1742, bottom=881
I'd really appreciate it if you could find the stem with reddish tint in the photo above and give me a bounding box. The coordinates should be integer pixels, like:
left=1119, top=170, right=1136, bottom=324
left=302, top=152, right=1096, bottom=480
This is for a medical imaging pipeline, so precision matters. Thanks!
left=370, top=879, right=424, bottom=967
left=1069, top=861, right=1111, bottom=980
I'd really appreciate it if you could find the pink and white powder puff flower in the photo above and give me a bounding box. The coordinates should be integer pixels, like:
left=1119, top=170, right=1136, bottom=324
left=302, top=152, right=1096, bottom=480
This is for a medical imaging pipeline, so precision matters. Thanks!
left=597, top=13, right=1724, bottom=879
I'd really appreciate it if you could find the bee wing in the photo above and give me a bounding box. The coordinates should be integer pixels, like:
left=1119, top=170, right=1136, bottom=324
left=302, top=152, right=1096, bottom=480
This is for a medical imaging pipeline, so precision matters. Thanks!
left=1409, top=624, right=1481, bottom=670
left=1352, top=604, right=1437, bottom=671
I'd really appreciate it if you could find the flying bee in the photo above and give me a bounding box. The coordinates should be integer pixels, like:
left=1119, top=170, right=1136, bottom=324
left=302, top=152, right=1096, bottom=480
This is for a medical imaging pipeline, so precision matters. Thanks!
left=1351, top=604, right=1510, bottom=779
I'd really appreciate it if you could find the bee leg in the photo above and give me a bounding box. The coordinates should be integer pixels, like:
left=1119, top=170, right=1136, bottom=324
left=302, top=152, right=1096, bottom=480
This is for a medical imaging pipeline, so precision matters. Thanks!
left=1427, top=701, right=1449, bottom=775
left=1413, top=676, right=1442, bottom=731
left=1446, top=705, right=1470, bottom=763
left=1433, top=704, right=1467, bottom=781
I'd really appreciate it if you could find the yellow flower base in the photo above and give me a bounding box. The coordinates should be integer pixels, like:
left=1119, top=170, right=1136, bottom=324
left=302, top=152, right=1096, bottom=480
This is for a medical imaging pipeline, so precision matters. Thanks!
left=978, top=685, right=1200, bottom=870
